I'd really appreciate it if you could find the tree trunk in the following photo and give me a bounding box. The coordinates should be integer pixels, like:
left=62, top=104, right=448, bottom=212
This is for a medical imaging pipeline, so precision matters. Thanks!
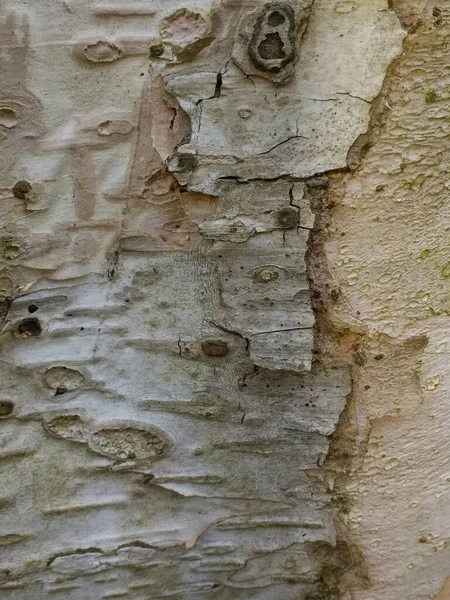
left=0, top=1, right=445, bottom=599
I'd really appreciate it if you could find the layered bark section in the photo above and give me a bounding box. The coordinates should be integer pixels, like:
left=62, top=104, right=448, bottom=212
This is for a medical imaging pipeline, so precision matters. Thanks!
left=0, top=1, right=404, bottom=598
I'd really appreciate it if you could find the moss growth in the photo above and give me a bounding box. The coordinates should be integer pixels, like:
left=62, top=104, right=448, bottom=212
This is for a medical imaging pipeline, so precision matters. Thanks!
left=3, top=239, right=21, bottom=260
left=425, top=89, right=438, bottom=104
left=441, top=263, right=450, bottom=278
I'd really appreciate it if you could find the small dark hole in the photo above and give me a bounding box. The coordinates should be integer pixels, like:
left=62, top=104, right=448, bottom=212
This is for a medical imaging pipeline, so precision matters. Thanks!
left=17, top=318, right=41, bottom=336
left=149, top=44, right=164, bottom=58
left=0, top=401, right=14, bottom=417
left=55, top=386, right=67, bottom=396
left=28, top=304, right=39, bottom=314
left=258, top=32, right=285, bottom=60
left=176, top=153, right=196, bottom=173
left=268, top=10, right=285, bottom=26
left=13, top=180, right=32, bottom=200
left=214, top=72, right=222, bottom=98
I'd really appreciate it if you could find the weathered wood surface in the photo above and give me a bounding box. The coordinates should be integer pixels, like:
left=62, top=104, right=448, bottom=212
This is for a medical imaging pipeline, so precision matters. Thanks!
left=0, top=1, right=405, bottom=599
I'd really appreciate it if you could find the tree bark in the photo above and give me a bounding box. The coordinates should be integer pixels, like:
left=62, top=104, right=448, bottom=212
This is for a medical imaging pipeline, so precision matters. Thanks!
left=0, top=1, right=444, bottom=599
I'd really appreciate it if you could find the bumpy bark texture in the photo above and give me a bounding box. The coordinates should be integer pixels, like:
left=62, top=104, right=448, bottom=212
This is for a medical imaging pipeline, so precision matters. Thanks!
left=0, top=1, right=409, bottom=599
left=324, top=2, right=450, bottom=599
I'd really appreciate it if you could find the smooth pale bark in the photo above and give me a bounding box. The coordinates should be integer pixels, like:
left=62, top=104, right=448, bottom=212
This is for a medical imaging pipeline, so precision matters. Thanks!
left=1, top=1, right=444, bottom=599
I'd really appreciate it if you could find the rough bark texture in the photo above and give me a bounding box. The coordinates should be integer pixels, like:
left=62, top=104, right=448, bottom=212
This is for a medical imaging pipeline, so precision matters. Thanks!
left=2, top=0, right=441, bottom=599
left=323, top=2, right=450, bottom=599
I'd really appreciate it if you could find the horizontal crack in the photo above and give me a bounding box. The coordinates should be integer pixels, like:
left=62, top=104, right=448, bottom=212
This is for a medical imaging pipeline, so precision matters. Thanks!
left=255, top=135, right=309, bottom=156
left=251, top=326, right=312, bottom=336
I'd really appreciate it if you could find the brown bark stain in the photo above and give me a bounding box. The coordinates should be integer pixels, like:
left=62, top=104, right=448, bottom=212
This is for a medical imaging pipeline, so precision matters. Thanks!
left=0, top=11, right=45, bottom=178
left=335, top=331, right=360, bottom=360
left=209, top=0, right=246, bottom=66
left=73, top=38, right=155, bottom=64
left=434, top=577, right=450, bottom=600
left=391, top=0, right=429, bottom=29
left=71, top=146, right=97, bottom=220
left=114, top=75, right=217, bottom=252
left=128, top=77, right=163, bottom=192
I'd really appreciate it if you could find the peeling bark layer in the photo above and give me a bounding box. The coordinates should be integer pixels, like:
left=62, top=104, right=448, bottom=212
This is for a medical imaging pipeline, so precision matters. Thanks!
left=0, top=1, right=406, bottom=599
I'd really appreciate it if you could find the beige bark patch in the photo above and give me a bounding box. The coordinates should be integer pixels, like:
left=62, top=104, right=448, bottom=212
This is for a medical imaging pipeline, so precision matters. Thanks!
left=160, top=8, right=211, bottom=50
left=96, top=119, right=133, bottom=136
left=83, top=40, right=123, bottom=62
left=89, top=427, right=165, bottom=460
left=434, top=577, right=450, bottom=600
left=43, top=366, right=85, bottom=393
left=44, top=415, right=87, bottom=443
left=0, top=107, right=17, bottom=128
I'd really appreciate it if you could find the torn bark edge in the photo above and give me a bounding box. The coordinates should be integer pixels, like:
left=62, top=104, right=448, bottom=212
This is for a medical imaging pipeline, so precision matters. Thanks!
left=305, top=3, right=430, bottom=596
left=345, top=2, right=432, bottom=172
